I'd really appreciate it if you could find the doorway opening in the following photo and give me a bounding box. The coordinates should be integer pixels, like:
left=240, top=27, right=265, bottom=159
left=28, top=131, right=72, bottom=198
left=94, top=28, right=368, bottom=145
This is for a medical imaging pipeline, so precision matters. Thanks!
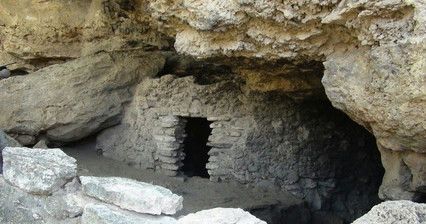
left=181, top=117, right=212, bottom=178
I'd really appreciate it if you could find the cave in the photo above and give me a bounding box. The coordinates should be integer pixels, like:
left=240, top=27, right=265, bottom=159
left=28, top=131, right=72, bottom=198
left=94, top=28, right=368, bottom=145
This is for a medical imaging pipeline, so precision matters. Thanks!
left=180, top=117, right=212, bottom=178
left=1, top=1, right=424, bottom=224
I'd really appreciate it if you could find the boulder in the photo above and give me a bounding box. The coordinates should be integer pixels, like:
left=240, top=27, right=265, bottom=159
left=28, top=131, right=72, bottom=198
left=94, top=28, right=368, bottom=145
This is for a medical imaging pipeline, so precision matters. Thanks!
left=81, top=204, right=178, bottom=224
left=178, top=208, right=266, bottom=224
left=2, top=147, right=77, bottom=194
left=80, top=176, right=183, bottom=215
left=352, top=200, right=426, bottom=224
left=0, top=176, right=82, bottom=224
left=0, top=52, right=165, bottom=143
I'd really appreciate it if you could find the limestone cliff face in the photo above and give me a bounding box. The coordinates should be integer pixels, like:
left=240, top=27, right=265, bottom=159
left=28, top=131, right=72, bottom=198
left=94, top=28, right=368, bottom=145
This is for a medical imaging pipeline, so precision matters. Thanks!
left=149, top=0, right=416, bottom=60
left=0, top=0, right=424, bottom=203
left=0, top=0, right=170, bottom=70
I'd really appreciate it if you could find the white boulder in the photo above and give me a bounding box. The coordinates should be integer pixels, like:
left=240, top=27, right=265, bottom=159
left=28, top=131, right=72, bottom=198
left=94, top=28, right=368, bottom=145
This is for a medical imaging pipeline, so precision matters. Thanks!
left=352, top=200, right=426, bottom=224
left=178, top=208, right=266, bottom=224
left=80, top=176, right=183, bottom=215
left=81, top=204, right=178, bottom=224
left=2, top=147, right=77, bottom=194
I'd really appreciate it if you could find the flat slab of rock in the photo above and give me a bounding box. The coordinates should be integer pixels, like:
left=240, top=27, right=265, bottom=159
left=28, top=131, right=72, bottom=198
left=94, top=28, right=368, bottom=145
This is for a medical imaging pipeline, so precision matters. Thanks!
left=80, top=176, right=183, bottom=215
left=2, top=147, right=77, bottom=194
left=82, top=204, right=177, bottom=224
left=352, top=200, right=426, bottom=224
left=178, top=208, right=266, bottom=224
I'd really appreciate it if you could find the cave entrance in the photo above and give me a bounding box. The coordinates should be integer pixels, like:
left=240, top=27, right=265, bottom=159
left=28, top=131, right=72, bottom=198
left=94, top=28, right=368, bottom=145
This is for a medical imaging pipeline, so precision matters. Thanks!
left=181, top=117, right=212, bottom=178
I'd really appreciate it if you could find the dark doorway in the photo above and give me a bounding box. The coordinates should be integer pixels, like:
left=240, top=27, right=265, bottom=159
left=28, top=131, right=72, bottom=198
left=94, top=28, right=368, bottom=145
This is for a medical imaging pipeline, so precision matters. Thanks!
left=181, top=117, right=212, bottom=178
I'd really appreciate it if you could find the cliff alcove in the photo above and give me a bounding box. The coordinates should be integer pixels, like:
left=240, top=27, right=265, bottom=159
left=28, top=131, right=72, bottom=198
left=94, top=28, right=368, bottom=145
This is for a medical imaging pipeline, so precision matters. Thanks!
left=0, top=1, right=424, bottom=224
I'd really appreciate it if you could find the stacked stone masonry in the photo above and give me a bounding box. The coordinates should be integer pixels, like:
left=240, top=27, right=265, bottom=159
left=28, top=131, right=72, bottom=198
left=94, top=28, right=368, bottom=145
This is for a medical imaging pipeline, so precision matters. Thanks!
left=97, top=74, right=383, bottom=220
left=154, top=115, right=187, bottom=177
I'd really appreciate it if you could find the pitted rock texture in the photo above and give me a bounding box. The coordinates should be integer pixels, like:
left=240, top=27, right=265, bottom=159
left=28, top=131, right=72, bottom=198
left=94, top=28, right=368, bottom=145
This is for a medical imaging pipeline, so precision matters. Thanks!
left=352, top=200, right=426, bottom=224
left=323, top=45, right=426, bottom=153
left=82, top=204, right=178, bottom=224
left=151, top=1, right=426, bottom=200
left=322, top=40, right=426, bottom=201
left=178, top=208, right=266, bottom=224
left=2, top=147, right=77, bottom=195
left=149, top=0, right=417, bottom=59
left=0, top=0, right=171, bottom=71
left=80, top=176, right=183, bottom=215
left=0, top=51, right=165, bottom=143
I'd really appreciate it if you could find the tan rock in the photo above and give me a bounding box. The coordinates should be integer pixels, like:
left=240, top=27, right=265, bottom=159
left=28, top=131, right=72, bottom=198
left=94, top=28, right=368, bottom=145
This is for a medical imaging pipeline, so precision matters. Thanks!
left=0, top=51, right=165, bottom=142
left=322, top=43, right=426, bottom=199
left=0, top=0, right=170, bottom=70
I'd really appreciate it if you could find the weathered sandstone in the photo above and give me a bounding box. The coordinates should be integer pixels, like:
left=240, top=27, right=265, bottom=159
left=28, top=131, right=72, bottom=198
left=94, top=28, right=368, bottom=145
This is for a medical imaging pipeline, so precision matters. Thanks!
left=0, top=51, right=165, bottom=143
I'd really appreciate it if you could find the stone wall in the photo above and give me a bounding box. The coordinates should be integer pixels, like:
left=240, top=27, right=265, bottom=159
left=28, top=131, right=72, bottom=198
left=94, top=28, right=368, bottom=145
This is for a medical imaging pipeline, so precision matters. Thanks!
left=97, top=74, right=383, bottom=220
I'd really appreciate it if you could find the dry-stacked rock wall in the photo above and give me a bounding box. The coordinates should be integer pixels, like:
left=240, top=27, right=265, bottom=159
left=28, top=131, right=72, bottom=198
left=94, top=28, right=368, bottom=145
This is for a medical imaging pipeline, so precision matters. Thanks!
left=97, top=74, right=383, bottom=220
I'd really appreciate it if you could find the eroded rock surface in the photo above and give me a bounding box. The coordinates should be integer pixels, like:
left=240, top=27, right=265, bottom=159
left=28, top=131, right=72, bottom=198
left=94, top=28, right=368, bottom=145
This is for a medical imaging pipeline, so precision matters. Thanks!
left=149, top=0, right=417, bottom=60
left=154, top=0, right=426, bottom=201
left=0, top=0, right=425, bottom=219
left=0, top=52, right=165, bottom=143
left=2, top=147, right=77, bottom=194
left=80, top=176, right=183, bottom=215
left=352, top=200, right=426, bottom=224
left=322, top=36, right=426, bottom=201
left=0, top=0, right=171, bottom=71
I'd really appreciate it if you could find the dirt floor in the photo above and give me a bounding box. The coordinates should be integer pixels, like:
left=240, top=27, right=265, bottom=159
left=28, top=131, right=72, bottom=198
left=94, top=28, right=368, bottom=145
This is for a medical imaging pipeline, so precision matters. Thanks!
left=62, top=139, right=309, bottom=223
